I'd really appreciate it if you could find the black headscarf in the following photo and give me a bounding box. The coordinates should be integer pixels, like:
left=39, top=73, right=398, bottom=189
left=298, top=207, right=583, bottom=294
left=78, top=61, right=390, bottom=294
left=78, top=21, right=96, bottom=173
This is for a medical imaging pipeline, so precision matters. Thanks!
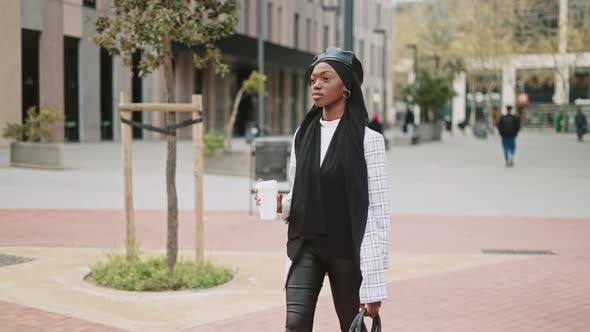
left=287, top=53, right=369, bottom=270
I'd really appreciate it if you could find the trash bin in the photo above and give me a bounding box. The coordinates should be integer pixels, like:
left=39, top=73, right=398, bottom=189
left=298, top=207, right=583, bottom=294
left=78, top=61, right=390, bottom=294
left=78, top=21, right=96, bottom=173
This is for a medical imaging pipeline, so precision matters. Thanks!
left=252, top=139, right=291, bottom=182
left=249, top=137, right=291, bottom=214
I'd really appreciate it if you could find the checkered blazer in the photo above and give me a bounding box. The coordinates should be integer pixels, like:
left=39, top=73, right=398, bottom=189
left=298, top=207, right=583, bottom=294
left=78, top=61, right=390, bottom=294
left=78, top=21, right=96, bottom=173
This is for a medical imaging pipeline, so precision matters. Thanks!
left=281, top=127, right=390, bottom=304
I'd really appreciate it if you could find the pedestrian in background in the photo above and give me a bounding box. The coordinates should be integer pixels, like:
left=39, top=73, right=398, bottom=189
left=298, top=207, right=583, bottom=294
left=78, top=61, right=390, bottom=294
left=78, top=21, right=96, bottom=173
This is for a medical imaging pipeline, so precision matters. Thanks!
left=491, top=107, right=500, bottom=125
left=575, top=107, right=587, bottom=142
left=403, top=107, right=415, bottom=134
left=490, top=107, right=500, bottom=135
left=255, top=47, right=390, bottom=331
left=497, top=105, right=521, bottom=167
left=368, top=113, right=384, bottom=135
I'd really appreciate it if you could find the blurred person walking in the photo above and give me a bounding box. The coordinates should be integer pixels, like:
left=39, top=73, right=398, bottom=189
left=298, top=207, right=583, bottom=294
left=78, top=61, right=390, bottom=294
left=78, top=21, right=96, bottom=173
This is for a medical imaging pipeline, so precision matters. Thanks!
left=497, top=105, right=521, bottom=167
left=575, top=107, right=587, bottom=141
left=403, top=107, right=415, bottom=134
left=255, top=48, right=390, bottom=331
left=368, top=113, right=384, bottom=135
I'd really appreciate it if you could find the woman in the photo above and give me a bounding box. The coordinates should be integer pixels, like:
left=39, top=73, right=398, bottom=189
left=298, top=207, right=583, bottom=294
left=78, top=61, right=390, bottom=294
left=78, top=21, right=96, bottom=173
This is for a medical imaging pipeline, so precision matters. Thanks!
left=256, top=47, right=390, bottom=332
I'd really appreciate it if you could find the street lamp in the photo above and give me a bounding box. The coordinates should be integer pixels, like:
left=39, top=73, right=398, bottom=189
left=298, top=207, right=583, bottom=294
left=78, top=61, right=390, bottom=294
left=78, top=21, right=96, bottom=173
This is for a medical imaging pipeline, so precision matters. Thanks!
left=374, top=28, right=387, bottom=124
left=321, top=0, right=341, bottom=47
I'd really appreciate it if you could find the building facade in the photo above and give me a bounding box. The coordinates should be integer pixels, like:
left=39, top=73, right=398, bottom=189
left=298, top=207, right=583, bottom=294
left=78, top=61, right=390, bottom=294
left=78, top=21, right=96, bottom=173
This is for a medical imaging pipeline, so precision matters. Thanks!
left=0, top=0, right=393, bottom=147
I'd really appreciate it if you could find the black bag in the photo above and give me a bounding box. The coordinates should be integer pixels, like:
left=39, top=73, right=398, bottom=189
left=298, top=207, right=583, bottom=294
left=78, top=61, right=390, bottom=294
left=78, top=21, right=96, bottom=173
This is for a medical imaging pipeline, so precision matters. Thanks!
left=348, top=309, right=381, bottom=332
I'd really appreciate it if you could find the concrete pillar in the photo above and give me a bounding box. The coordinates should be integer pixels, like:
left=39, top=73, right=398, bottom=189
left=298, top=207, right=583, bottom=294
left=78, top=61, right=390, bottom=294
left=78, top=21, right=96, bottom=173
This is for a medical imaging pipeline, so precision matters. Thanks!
left=558, top=0, right=568, bottom=55
left=223, top=72, right=233, bottom=133
left=283, top=68, right=292, bottom=134
left=175, top=52, right=194, bottom=139
left=554, top=65, right=570, bottom=105
left=112, top=56, right=132, bottom=141
left=80, top=6, right=101, bottom=142
left=295, top=72, right=303, bottom=127
left=300, top=73, right=309, bottom=124
left=555, top=0, right=569, bottom=106
left=501, top=63, right=516, bottom=112
left=0, top=1, right=21, bottom=147
left=203, top=67, right=216, bottom=132
left=266, top=67, right=277, bottom=134
left=140, top=69, right=153, bottom=140
left=452, top=72, right=466, bottom=130
left=148, top=68, right=166, bottom=140
left=40, top=0, right=65, bottom=142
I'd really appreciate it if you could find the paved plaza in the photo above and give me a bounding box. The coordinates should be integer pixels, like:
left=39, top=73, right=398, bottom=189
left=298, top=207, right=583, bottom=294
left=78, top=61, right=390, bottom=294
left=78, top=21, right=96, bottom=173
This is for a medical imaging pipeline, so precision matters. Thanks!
left=0, top=131, right=589, bottom=331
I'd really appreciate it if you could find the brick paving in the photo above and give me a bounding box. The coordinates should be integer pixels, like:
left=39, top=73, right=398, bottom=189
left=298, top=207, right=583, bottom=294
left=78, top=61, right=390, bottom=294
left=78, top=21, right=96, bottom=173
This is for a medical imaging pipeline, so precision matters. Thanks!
left=192, top=256, right=590, bottom=332
left=2, top=209, right=589, bottom=255
left=1, top=209, right=590, bottom=331
left=0, top=300, right=122, bottom=332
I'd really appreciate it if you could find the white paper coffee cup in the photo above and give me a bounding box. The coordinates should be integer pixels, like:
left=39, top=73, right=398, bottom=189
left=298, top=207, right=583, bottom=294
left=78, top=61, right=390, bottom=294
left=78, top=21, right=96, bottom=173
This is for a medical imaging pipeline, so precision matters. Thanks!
left=255, top=180, right=278, bottom=220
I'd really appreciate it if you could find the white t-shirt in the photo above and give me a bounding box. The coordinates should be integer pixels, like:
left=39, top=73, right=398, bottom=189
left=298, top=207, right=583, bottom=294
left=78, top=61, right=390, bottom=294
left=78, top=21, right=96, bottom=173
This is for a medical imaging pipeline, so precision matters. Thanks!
left=319, top=118, right=340, bottom=166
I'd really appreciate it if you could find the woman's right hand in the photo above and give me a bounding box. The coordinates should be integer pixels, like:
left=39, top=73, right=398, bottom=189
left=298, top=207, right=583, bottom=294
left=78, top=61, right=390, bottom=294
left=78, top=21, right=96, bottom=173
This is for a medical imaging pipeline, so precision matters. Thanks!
left=254, top=178, right=283, bottom=214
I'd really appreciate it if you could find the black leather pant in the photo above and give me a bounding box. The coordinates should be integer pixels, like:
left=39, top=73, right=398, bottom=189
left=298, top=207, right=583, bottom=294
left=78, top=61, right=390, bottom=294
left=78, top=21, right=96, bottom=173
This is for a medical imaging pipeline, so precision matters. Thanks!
left=285, top=248, right=361, bottom=332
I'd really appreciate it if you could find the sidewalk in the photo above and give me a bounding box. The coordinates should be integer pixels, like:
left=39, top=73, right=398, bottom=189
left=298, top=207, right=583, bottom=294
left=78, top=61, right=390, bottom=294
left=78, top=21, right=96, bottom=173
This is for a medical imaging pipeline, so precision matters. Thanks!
left=2, top=132, right=590, bottom=216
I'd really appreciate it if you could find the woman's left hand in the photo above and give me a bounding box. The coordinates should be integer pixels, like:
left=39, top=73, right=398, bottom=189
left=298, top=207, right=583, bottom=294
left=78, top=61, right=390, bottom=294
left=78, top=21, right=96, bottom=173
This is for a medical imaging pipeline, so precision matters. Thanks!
left=359, top=301, right=381, bottom=318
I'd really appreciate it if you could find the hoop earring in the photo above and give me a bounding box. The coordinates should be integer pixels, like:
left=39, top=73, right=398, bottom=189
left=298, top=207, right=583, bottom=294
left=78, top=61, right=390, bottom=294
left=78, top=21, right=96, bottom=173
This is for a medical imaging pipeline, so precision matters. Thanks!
left=343, top=89, right=351, bottom=99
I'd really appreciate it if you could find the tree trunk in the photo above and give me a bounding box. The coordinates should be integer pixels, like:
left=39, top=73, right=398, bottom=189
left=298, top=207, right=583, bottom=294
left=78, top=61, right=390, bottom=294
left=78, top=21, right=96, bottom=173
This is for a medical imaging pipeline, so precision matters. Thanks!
left=163, top=35, right=178, bottom=274
left=224, top=87, right=244, bottom=151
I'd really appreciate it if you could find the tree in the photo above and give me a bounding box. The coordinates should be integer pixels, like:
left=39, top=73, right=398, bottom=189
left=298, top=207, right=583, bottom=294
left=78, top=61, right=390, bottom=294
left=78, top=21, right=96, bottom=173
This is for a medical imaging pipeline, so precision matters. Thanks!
left=402, top=70, right=456, bottom=123
left=392, top=0, right=465, bottom=120
left=92, top=0, right=238, bottom=272
left=224, top=71, right=266, bottom=151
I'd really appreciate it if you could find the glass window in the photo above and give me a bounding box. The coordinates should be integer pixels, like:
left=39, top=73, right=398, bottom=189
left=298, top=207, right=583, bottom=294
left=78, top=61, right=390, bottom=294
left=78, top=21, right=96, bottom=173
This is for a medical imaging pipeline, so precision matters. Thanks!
left=83, top=0, right=96, bottom=8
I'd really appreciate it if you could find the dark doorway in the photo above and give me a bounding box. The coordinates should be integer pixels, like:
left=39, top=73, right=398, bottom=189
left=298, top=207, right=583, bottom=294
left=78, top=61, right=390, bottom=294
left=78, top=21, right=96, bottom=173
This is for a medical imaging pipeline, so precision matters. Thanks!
left=570, top=68, right=590, bottom=102
left=291, top=72, right=298, bottom=133
left=131, top=51, right=143, bottom=139
left=100, top=48, right=113, bottom=140
left=21, top=29, right=40, bottom=123
left=64, top=36, right=80, bottom=142
left=234, top=67, right=256, bottom=137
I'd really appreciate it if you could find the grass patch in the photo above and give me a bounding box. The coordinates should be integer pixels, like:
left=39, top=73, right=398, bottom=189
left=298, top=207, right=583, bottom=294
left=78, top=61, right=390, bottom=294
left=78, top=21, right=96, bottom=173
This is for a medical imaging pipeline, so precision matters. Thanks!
left=87, top=254, right=233, bottom=291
